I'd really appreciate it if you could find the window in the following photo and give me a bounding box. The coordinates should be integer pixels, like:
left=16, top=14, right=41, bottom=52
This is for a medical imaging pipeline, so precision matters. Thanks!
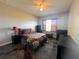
left=46, top=20, right=52, bottom=31
left=44, top=20, right=57, bottom=31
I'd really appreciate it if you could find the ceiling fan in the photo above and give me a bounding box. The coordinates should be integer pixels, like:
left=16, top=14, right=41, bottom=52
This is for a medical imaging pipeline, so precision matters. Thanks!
left=32, top=0, right=53, bottom=11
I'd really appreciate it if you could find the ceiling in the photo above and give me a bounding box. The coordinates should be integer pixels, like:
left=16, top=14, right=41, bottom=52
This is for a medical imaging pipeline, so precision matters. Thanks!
left=0, top=0, right=72, bottom=16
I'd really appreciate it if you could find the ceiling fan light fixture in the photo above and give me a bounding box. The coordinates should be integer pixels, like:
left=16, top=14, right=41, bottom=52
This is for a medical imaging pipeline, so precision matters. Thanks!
left=40, top=7, right=43, bottom=11
left=33, top=0, right=47, bottom=11
left=39, top=4, right=44, bottom=11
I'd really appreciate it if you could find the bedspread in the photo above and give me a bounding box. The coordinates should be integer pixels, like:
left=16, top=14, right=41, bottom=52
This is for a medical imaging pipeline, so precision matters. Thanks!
left=26, top=33, right=46, bottom=47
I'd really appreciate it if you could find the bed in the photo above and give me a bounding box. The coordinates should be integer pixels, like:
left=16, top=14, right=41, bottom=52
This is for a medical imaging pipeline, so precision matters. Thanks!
left=22, top=32, right=47, bottom=51
left=27, top=33, right=47, bottom=48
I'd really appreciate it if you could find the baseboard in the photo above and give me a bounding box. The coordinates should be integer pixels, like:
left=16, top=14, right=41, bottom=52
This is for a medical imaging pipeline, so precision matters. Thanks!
left=0, top=41, right=12, bottom=46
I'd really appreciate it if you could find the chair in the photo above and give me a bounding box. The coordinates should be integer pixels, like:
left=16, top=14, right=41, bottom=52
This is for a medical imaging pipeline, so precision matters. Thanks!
left=35, top=25, right=42, bottom=33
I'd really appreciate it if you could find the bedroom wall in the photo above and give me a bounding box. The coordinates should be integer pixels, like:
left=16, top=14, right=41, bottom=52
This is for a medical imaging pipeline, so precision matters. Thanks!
left=0, top=2, right=37, bottom=46
left=68, top=0, right=79, bottom=45
left=37, top=12, right=68, bottom=30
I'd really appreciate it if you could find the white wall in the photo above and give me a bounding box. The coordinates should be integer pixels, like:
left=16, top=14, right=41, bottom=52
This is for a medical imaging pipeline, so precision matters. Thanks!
left=57, top=13, right=68, bottom=30
left=0, top=2, right=37, bottom=46
left=68, top=0, right=79, bottom=45
left=38, top=13, right=68, bottom=30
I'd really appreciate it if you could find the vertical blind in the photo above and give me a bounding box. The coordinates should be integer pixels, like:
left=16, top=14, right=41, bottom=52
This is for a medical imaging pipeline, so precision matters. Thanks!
left=42, top=19, right=57, bottom=31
